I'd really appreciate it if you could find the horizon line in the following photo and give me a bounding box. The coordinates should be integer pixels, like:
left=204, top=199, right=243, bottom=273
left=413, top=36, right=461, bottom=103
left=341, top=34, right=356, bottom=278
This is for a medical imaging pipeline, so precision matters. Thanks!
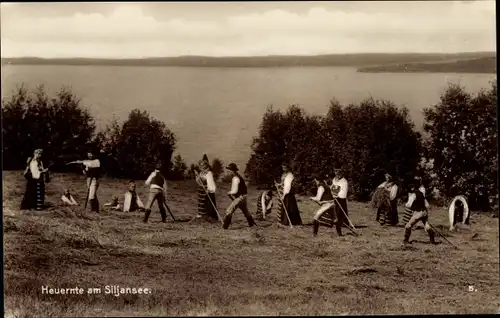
left=1, top=51, right=496, bottom=60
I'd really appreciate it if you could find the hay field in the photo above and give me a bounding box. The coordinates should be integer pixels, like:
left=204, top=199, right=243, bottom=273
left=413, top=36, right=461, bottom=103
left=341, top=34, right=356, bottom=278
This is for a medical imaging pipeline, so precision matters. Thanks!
left=3, top=171, right=499, bottom=317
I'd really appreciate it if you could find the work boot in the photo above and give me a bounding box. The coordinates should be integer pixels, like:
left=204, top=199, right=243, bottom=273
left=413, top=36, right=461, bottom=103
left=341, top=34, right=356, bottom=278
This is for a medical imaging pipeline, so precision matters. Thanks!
left=313, top=220, right=320, bottom=236
left=223, top=214, right=232, bottom=229
left=246, top=215, right=257, bottom=227
left=403, top=227, right=411, bottom=244
left=143, top=209, right=152, bottom=223
left=335, top=222, right=342, bottom=237
left=160, top=210, right=167, bottom=223
left=90, top=199, right=99, bottom=213
left=429, top=230, right=437, bottom=244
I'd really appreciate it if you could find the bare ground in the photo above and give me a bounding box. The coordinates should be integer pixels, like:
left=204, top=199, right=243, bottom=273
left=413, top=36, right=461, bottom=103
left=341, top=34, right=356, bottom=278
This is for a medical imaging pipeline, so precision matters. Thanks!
left=3, top=171, right=500, bottom=317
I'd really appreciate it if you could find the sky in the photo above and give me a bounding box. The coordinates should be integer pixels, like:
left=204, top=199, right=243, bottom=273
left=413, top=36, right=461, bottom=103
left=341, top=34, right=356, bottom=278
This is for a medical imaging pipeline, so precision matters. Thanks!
left=0, top=1, right=496, bottom=58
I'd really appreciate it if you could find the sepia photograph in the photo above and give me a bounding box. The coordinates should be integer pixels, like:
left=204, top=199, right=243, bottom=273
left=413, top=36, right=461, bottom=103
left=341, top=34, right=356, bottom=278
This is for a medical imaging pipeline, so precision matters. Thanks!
left=1, top=1, right=498, bottom=316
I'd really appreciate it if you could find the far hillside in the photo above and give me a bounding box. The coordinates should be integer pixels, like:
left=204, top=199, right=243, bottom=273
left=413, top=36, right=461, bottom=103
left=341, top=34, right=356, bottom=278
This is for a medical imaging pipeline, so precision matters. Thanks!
left=358, top=56, right=496, bottom=74
left=1, top=52, right=495, bottom=68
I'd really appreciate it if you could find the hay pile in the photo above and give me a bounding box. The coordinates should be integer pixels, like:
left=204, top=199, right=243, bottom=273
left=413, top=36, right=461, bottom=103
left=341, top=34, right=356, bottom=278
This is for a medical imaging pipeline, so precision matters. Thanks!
left=370, top=188, right=391, bottom=209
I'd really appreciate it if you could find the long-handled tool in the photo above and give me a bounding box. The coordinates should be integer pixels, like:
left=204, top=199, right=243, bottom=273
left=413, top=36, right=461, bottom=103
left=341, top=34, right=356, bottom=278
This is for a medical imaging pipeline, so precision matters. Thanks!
left=311, top=199, right=358, bottom=236
left=274, top=182, right=293, bottom=229
left=161, top=189, right=176, bottom=221
left=196, top=174, right=224, bottom=225
left=429, top=223, right=459, bottom=250
left=163, top=201, right=176, bottom=221
left=326, top=183, right=358, bottom=233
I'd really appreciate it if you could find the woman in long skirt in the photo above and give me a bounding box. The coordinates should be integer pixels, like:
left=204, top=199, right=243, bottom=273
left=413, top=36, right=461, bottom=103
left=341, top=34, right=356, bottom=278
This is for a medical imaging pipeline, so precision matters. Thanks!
left=195, top=158, right=219, bottom=222
left=277, top=163, right=302, bottom=226
left=21, top=149, right=48, bottom=210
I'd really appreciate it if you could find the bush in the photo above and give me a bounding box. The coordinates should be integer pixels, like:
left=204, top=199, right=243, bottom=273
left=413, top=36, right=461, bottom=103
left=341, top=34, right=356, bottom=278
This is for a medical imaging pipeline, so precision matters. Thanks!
left=186, top=163, right=199, bottom=180
left=422, top=81, right=498, bottom=209
left=2, top=85, right=97, bottom=171
left=245, top=101, right=422, bottom=200
left=169, top=154, right=188, bottom=180
left=98, top=109, right=176, bottom=179
left=211, top=158, right=224, bottom=181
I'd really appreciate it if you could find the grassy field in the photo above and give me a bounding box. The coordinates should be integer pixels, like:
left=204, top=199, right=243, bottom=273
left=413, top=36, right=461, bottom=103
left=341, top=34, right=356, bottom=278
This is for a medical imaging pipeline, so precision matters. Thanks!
left=3, top=170, right=499, bottom=317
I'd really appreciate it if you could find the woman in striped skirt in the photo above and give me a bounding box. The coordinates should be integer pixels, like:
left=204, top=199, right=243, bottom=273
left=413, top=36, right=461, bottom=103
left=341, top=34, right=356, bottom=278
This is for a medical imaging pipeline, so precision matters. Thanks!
left=255, top=188, right=273, bottom=221
left=21, top=149, right=48, bottom=210
left=195, top=159, right=219, bottom=222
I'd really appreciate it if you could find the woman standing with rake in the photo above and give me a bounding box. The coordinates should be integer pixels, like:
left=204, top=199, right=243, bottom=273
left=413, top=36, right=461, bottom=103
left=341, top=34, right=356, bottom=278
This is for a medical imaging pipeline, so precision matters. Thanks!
left=195, top=155, right=219, bottom=222
left=21, top=149, right=49, bottom=211
left=276, top=162, right=302, bottom=226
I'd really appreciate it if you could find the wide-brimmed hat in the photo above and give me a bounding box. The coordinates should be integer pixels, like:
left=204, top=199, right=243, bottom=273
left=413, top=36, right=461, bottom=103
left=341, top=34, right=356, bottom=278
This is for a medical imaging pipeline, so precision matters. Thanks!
left=226, top=163, right=238, bottom=172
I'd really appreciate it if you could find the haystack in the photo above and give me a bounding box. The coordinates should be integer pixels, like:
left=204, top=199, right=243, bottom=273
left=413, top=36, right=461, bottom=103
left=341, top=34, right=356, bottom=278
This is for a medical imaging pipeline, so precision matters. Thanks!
left=370, top=188, right=391, bottom=209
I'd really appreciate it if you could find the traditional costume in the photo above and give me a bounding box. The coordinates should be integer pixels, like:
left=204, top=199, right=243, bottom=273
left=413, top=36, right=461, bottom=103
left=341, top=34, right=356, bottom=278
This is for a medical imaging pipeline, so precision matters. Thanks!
left=256, top=190, right=273, bottom=221
left=403, top=184, right=426, bottom=224
left=80, top=156, right=101, bottom=212
left=403, top=185, right=436, bottom=244
left=124, top=190, right=145, bottom=213
left=448, top=195, right=469, bottom=231
left=331, top=172, right=349, bottom=232
left=144, top=166, right=167, bottom=223
left=375, top=177, right=399, bottom=226
left=277, top=166, right=302, bottom=226
left=61, top=190, right=78, bottom=206
left=196, top=158, right=219, bottom=222
left=223, top=163, right=256, bottom=229
left=21, top=149, right=47, bottom=210
left=311, top=178, right=337, bottom=236
left=104, top=196, right=121, bottom=210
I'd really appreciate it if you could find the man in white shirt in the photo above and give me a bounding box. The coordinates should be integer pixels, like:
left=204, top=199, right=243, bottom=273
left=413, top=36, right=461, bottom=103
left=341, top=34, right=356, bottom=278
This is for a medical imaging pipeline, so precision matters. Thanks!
left=330, top=168, right=350, bottom=233
left=72, top=151, right=101, bottom=212
left=403, top=183, right=436, bottom=245
left=223, top=163, right=256, bottom=229
left=123, top=180, right=145, bottom=213
left=310, top=174, right=337, bottom=236
left=144, top=163, right=168, bottom=223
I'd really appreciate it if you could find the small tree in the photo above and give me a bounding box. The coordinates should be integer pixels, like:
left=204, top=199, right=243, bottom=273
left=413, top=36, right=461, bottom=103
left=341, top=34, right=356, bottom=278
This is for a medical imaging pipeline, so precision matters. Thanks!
left=186, top=163, right=199, bottom=180
left=169, top=154, right=188, bottom=180
left=2, top=85, right=97, bottom=170
left=99, top=109, right=176, bottom=179
left=211, top=158, right=224, bottom=181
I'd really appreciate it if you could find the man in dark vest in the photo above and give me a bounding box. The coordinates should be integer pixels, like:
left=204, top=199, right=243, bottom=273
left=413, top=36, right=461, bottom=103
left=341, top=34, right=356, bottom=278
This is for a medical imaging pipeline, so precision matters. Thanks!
left=223, top=163, right=256, bottom=229
left=143, top=163, right=168, bottom=223
left=310, top=174, right=338, bottom=236
left=403, top=183, right=436, bottom=245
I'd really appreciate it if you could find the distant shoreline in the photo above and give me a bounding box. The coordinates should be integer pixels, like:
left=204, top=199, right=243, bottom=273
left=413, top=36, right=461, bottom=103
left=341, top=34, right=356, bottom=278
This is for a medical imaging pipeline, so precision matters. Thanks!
left=1, top=52, right=495, bottom=73
left=357, top=56, right=496, bottom=74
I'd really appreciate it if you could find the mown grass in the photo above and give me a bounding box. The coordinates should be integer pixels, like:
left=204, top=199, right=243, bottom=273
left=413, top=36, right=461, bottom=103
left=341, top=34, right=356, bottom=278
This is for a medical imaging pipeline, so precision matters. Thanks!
left=3, top=171, right=500, bottom=317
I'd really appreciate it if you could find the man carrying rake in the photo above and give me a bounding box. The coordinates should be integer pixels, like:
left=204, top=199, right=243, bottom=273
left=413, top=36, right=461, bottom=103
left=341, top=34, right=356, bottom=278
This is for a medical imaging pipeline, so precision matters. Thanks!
left=223, top=163, right=256, bottom=229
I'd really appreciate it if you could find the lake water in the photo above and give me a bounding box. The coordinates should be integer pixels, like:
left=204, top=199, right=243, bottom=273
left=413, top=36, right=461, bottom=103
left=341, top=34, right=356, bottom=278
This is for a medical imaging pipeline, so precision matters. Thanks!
left=1, top=65, right=495, bottom=169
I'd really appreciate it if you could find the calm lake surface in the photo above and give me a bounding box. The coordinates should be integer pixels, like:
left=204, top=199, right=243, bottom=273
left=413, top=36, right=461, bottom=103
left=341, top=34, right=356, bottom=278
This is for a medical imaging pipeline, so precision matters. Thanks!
left=1, top=65, right=495, bottom=169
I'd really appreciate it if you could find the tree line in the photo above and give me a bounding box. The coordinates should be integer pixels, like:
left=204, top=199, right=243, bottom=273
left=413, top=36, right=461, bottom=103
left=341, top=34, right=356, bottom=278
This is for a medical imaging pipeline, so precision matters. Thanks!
left=2, top=82, right=497, bottom=210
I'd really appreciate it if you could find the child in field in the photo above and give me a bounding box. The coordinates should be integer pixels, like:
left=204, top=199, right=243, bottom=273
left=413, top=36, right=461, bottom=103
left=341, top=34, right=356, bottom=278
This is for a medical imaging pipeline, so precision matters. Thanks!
left=104, top=196, right=121, bottom=211
left=61, top=189, right=78, bottom=206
